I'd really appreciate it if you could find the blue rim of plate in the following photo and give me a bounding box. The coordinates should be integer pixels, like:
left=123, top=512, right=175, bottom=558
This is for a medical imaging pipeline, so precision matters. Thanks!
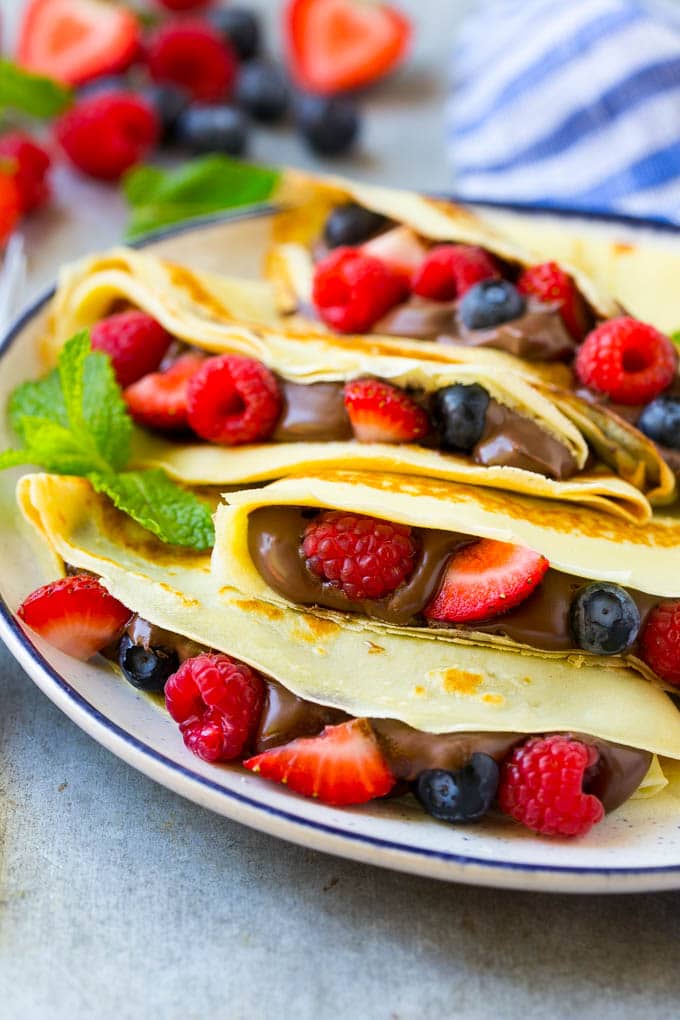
left=3, top=201, right=680, bottom=884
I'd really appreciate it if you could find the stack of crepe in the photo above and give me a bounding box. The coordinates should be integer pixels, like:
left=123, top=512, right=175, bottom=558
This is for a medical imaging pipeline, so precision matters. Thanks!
left=19, top=171, right=680, bottom=824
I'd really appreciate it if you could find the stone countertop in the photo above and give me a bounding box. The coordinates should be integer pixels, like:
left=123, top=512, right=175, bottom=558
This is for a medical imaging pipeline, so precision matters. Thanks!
left=3, top=2, right=680, bottom=1017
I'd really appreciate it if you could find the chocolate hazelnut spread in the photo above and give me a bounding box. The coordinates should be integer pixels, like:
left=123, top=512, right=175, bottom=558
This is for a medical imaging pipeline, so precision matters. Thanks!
left=273, top=380, right=353, bottom=442
left=246, top=507, right=659, bottom=650
left=374, top=296, right=577, bottom=362
left=474, top=400, right=577, bottom=480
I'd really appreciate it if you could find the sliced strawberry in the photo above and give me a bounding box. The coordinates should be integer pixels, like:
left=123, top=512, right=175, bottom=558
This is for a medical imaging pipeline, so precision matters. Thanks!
left=17, top=574, right=131, bottom=660
left=517, top=262, right=590, bottom=340
left=18, top=0, right=140, bottom=87
left=424, top=539, right=549, bottom=624
left=344, top=378, right=430, bottom=443
left=123, top=353, right=205, bottom=431
left=286, top=0, right=411, bottom=94
left=412, top=244, right=499, bottom=301
left=361, top=226, right=428, bottom=281
left=244, top=718, right=395, bottom=806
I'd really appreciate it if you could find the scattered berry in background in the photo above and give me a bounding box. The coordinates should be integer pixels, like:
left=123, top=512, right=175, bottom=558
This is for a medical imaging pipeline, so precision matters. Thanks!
left=206, top=7, right=261, bottom=61
left=0, top=134, right=51, bottom=214
left=56, top=91, right=159, bottom=181
left=236, top=62, right=290, bottom=123
left=295, top=93, right=360, bottom=155
left=147, top=20, right=238, bottom=103
left=175, top=104, right=249, bottom=155
left=154, top=0, right=215, bottom=11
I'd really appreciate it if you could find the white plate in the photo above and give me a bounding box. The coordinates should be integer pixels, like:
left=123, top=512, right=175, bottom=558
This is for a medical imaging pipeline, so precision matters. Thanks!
left=3, top=208, right=680, bottom=895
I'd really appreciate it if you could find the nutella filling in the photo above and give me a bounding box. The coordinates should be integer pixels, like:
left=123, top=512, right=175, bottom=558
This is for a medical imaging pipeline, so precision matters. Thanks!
left=247, top=506, right=658, bottom=651
left=273, top=381, right=353, bottom=442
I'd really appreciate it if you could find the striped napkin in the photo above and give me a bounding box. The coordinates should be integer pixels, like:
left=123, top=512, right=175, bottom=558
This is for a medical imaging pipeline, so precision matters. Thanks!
left=449, top=0, right=680, bottom=222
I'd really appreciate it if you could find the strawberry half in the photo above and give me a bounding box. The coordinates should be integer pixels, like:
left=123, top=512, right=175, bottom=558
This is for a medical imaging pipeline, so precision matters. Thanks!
left=17, top=574, right=131, bottom=660
left=123, top=353, right=205, bottom=431
left=286, top=0, right=411, bottom=94
left=424, top=539, right=549, bottom=624
left=18, top=0, right=140, bottom=87
left=244, top=718, right=395, bottom=806
left=344, top=378, right=430, bottom=443
left=517, top=262, right=590, bottom=341
left=361, top=226, right=428, bottom=281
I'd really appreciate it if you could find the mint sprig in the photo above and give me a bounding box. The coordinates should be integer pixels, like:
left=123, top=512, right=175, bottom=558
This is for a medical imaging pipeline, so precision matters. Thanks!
left=0, top=60, right=72, bottom=118
left=2, top=332, right=215, bottom=551
left=123, top=155, right=280, bottom=239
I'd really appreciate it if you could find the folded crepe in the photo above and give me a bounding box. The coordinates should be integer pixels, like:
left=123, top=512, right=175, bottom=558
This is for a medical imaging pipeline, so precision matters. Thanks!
left=44, top=246, right=675, bottom=517
left=212, top=469, right=680, bottom=688
left=15, top=472, right=680, bottom=786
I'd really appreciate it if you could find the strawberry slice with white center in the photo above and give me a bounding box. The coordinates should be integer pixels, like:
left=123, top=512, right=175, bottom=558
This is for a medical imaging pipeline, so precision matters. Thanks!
left=424, top=539, right=549, bottom=623
left=17, top=574, right=131, bottom=660
left=361, top=226, right=428, bottom=280
left=123, top=353, right=205, bottom=431
left=243, top=718, right=395, bottom=806
left=344, top=377, right=430, bottom=443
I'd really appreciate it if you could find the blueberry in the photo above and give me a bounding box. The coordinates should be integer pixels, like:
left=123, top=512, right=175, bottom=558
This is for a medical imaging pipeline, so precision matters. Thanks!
left=118, top=635, right=179, bottom=693
left=236, top=62, right=289, bottom=123
left=139, top=83, right=190, bottom=142
left=430, top=383, right=490, bottom=452
left=459, top=279, right=526, bottom=330
left=569, top=582, right=640, bottom=655
left=206, top=7, right=260, bottom=61
left=175, top=104, right=248, bottom=155
left=637, top=396, right=680, bottom=449
left=415, top=754, right=499, bottom=823
left=295, top=94, right=360, bottom=156
left=323, top=203, right=388, bottom=248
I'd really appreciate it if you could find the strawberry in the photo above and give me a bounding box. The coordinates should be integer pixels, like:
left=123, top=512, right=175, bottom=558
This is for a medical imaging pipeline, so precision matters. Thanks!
left=123, top=353, right=205, bottom=431
left=343, top=378, right=430, bottom=443
left=361, top=226, right=428, bottom=281
left=517, top=262, right=590, bottom=340
left=424, top=539, right=549, bottom=624
left=18, top=0, right=140, bottom=87
left=285, top=0, right=411, bottom=94
left=412, top=244, right=499, bottom=301
left=17, top=574, right=131, bottom=660
left=0, top=172, right=21, bottom=247
left=244, top=718, right=395, bottom=806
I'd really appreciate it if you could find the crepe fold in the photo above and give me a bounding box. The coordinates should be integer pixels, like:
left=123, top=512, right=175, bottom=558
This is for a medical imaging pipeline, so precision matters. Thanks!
left=15, top=472, right=680, bottom=767
left=212, top=469, right=680, bottom=684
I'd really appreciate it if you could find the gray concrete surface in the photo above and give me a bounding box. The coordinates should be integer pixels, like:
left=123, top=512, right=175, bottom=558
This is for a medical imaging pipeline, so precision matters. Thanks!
left=3, top=2, right=680, bottom=1018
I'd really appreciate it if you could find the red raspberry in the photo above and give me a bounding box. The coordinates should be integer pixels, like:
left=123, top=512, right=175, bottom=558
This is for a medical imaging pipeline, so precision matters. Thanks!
left=518, top=261, right=589, bottom=340
left=312, top=247, right=409, bottom=333
left=412, top=244, right=498, bottom=301
left=499, top=735, right=604, bottom=837
left=147, top=21, right=237, bottom=102
left=575, top=317, right=677, bottom=405
left=640, top=601, right=680, bottom=685
left=0, top=133, right=51, bottom=214
left=165, top=652, right=264, bottom=763
left=56, top=91, right=159, bottom=181
left=186, top=354, right=282, bottom=445
left=155, top=0, right=212, bottom=9
left=91, top=311, right=171, bottom=388
left=302, top=511, right=417, bottom=600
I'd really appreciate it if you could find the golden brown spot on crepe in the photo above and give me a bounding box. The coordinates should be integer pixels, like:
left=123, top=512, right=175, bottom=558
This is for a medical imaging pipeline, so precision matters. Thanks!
left=234, top=598, right=285, bottom=620
left=157, top=582, right=200, bottom=607
left=522, top=677, right=532, bottom=685
left=482, top=693, right=505, bottom=705
left=301, top=614, right=341, bottom=638
left=165, top=263, right=234, bottom=320
left=414, top=685, right=426, bottom=696
left=613, top=243, right=635, bottom=255
left=366, top=640, right=385, bottom=654
left=441, top=668, right=483, bottom=696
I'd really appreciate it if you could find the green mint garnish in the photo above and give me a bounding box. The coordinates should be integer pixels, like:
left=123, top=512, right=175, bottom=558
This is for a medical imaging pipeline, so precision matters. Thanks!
left=123, top=155, right=280, bottom=240
left=670, top=330, right=680, bottom=352
left=2, top=331, right=215, bottom=551
left=0, top=60, right=72, bottom=118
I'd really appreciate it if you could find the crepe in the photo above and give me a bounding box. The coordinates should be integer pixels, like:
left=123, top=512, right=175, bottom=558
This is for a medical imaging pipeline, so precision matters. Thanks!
left=14, top=472, right=680, bottom=773
left=212, top=469, right=680, bottom=684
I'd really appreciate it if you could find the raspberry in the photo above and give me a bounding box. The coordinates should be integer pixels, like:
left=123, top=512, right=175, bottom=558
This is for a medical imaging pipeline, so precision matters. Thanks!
left=518, top=261, right=589, bottom=340
left=412, top=244, right=498, bottom=301
left=165, top=652, right=265, bottom=763
left=0, top=133, right=51, bottom=214
left=575, top=317, right=677, bottom=405
left=186, top=354, right=281, bottom=445
left=56, top=91, right=159, bottom=181
left=640, top=601, right=680, bottom=685
left=155, top=0, right=211, bottom=9
left=302, top=511, right=417, bottom=600
left=498, top=735, right=604, bottom=837
left=91, top=311, right=171, bottom=388
left=147, top=20, right=237, bottom=103
left=312, top=247, right=409, bottom=333
left=0, top=172, right=21, bottom=245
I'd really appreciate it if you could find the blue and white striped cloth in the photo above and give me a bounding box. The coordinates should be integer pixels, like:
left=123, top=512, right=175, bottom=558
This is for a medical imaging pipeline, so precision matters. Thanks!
left=449, top=0, right=680, bottom=222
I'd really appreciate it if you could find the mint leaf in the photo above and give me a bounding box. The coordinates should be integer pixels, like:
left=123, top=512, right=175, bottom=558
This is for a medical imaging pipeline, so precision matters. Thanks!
left=16, top=416, right=102, bottom=474
left=9, top=368, right=67, bottom=440
left=90, top=470, right=215, bottom=550
left=0, top=60, right=71, bottom=118
left=671, top=331, right=680, bottom=351
left=58, top=330, right=90, bottom=431
left=123, top=155, right=279, bottom=239
left=81, top=351, right=131, bottom=471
